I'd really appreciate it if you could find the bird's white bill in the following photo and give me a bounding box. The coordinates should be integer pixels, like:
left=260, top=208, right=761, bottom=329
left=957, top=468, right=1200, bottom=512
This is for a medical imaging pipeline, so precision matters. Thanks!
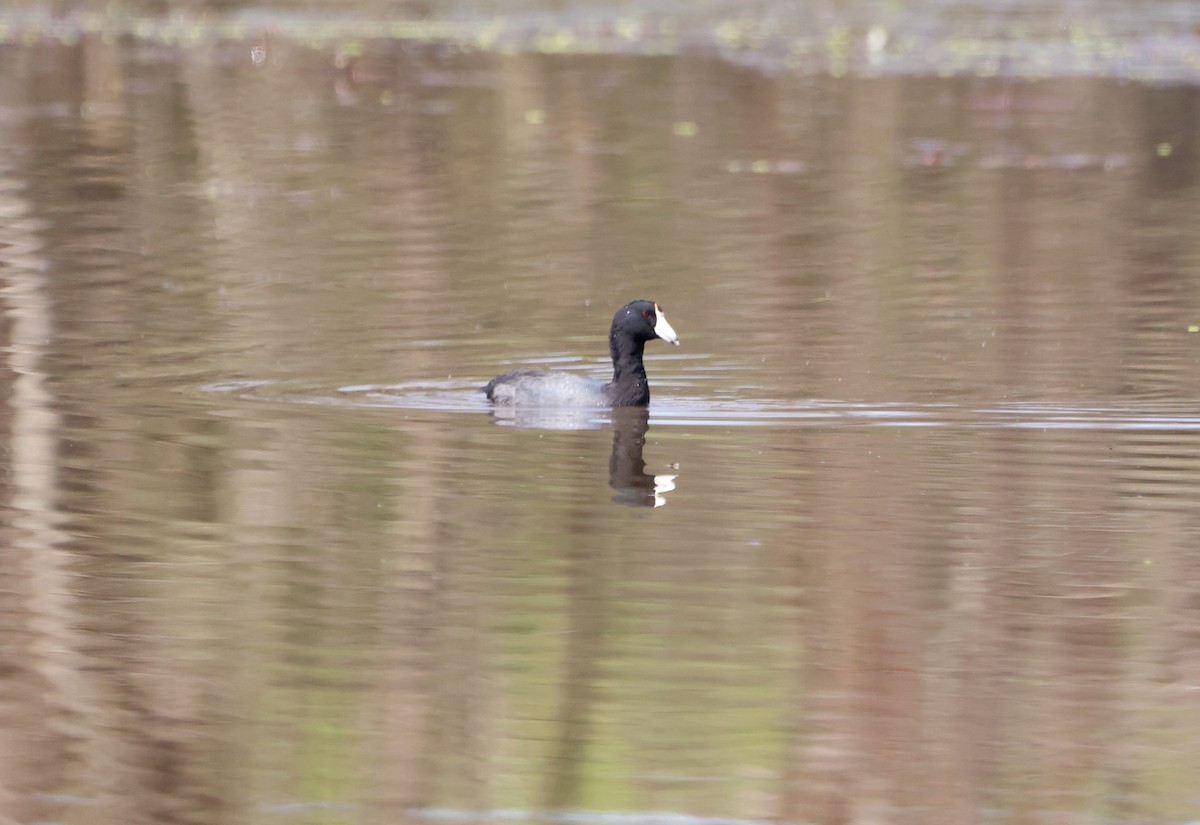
left=654, top=306, right=680, bottom=345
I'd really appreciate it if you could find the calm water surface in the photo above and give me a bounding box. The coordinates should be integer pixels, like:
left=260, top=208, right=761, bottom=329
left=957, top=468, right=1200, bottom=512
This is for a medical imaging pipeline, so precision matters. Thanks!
left=2, top=13, right=1200, bottom=825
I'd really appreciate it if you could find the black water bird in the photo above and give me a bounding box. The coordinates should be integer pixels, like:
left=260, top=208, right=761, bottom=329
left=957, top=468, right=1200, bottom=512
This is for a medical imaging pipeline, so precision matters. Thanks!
left=483, top=300, right=680, bottom=407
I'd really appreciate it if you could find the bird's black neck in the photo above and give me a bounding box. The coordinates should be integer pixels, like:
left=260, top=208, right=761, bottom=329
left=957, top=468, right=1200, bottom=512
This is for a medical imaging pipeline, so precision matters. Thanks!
left=608, top=333, right=649, bottom=405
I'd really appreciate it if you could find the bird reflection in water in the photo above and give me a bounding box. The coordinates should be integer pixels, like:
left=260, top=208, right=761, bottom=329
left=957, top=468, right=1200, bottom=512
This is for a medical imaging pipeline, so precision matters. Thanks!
left=487, top=406, right=677, bottom=508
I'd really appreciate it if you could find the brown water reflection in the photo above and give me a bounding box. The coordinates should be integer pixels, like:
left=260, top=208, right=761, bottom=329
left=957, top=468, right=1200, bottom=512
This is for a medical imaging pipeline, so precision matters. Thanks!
left=2, top=22, right=1200, bottom=825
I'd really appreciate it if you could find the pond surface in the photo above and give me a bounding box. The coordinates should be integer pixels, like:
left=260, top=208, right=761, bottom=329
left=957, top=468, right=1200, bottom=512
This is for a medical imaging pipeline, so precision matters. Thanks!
left=2, top=8, right=1200, bottom=825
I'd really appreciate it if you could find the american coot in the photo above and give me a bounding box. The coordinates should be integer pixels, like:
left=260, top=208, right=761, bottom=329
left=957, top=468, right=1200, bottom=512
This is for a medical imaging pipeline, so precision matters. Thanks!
left=483, top=300, right=680, bottom=407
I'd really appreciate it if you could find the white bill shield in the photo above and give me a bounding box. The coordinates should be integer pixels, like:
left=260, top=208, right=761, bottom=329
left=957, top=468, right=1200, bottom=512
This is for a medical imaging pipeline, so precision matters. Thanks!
left=653, top=304, right=680, bottom=345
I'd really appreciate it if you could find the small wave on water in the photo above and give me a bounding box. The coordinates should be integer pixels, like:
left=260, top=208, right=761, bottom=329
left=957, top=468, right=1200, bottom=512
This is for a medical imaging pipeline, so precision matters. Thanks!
left=410, top=810, right=771, bottom=825
left=652, top=397, right=1200, bottom=430
left=198, top=380, right=1200, bottom=431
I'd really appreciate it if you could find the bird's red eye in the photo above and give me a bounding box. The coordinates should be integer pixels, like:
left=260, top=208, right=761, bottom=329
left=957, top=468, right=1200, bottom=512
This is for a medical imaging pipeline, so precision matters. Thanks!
left=643, top=310, right=652, bottom=318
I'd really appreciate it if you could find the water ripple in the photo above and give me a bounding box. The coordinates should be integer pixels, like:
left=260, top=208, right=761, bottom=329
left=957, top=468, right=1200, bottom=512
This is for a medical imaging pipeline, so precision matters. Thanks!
left=200, top=380, right=1200, bottom=431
